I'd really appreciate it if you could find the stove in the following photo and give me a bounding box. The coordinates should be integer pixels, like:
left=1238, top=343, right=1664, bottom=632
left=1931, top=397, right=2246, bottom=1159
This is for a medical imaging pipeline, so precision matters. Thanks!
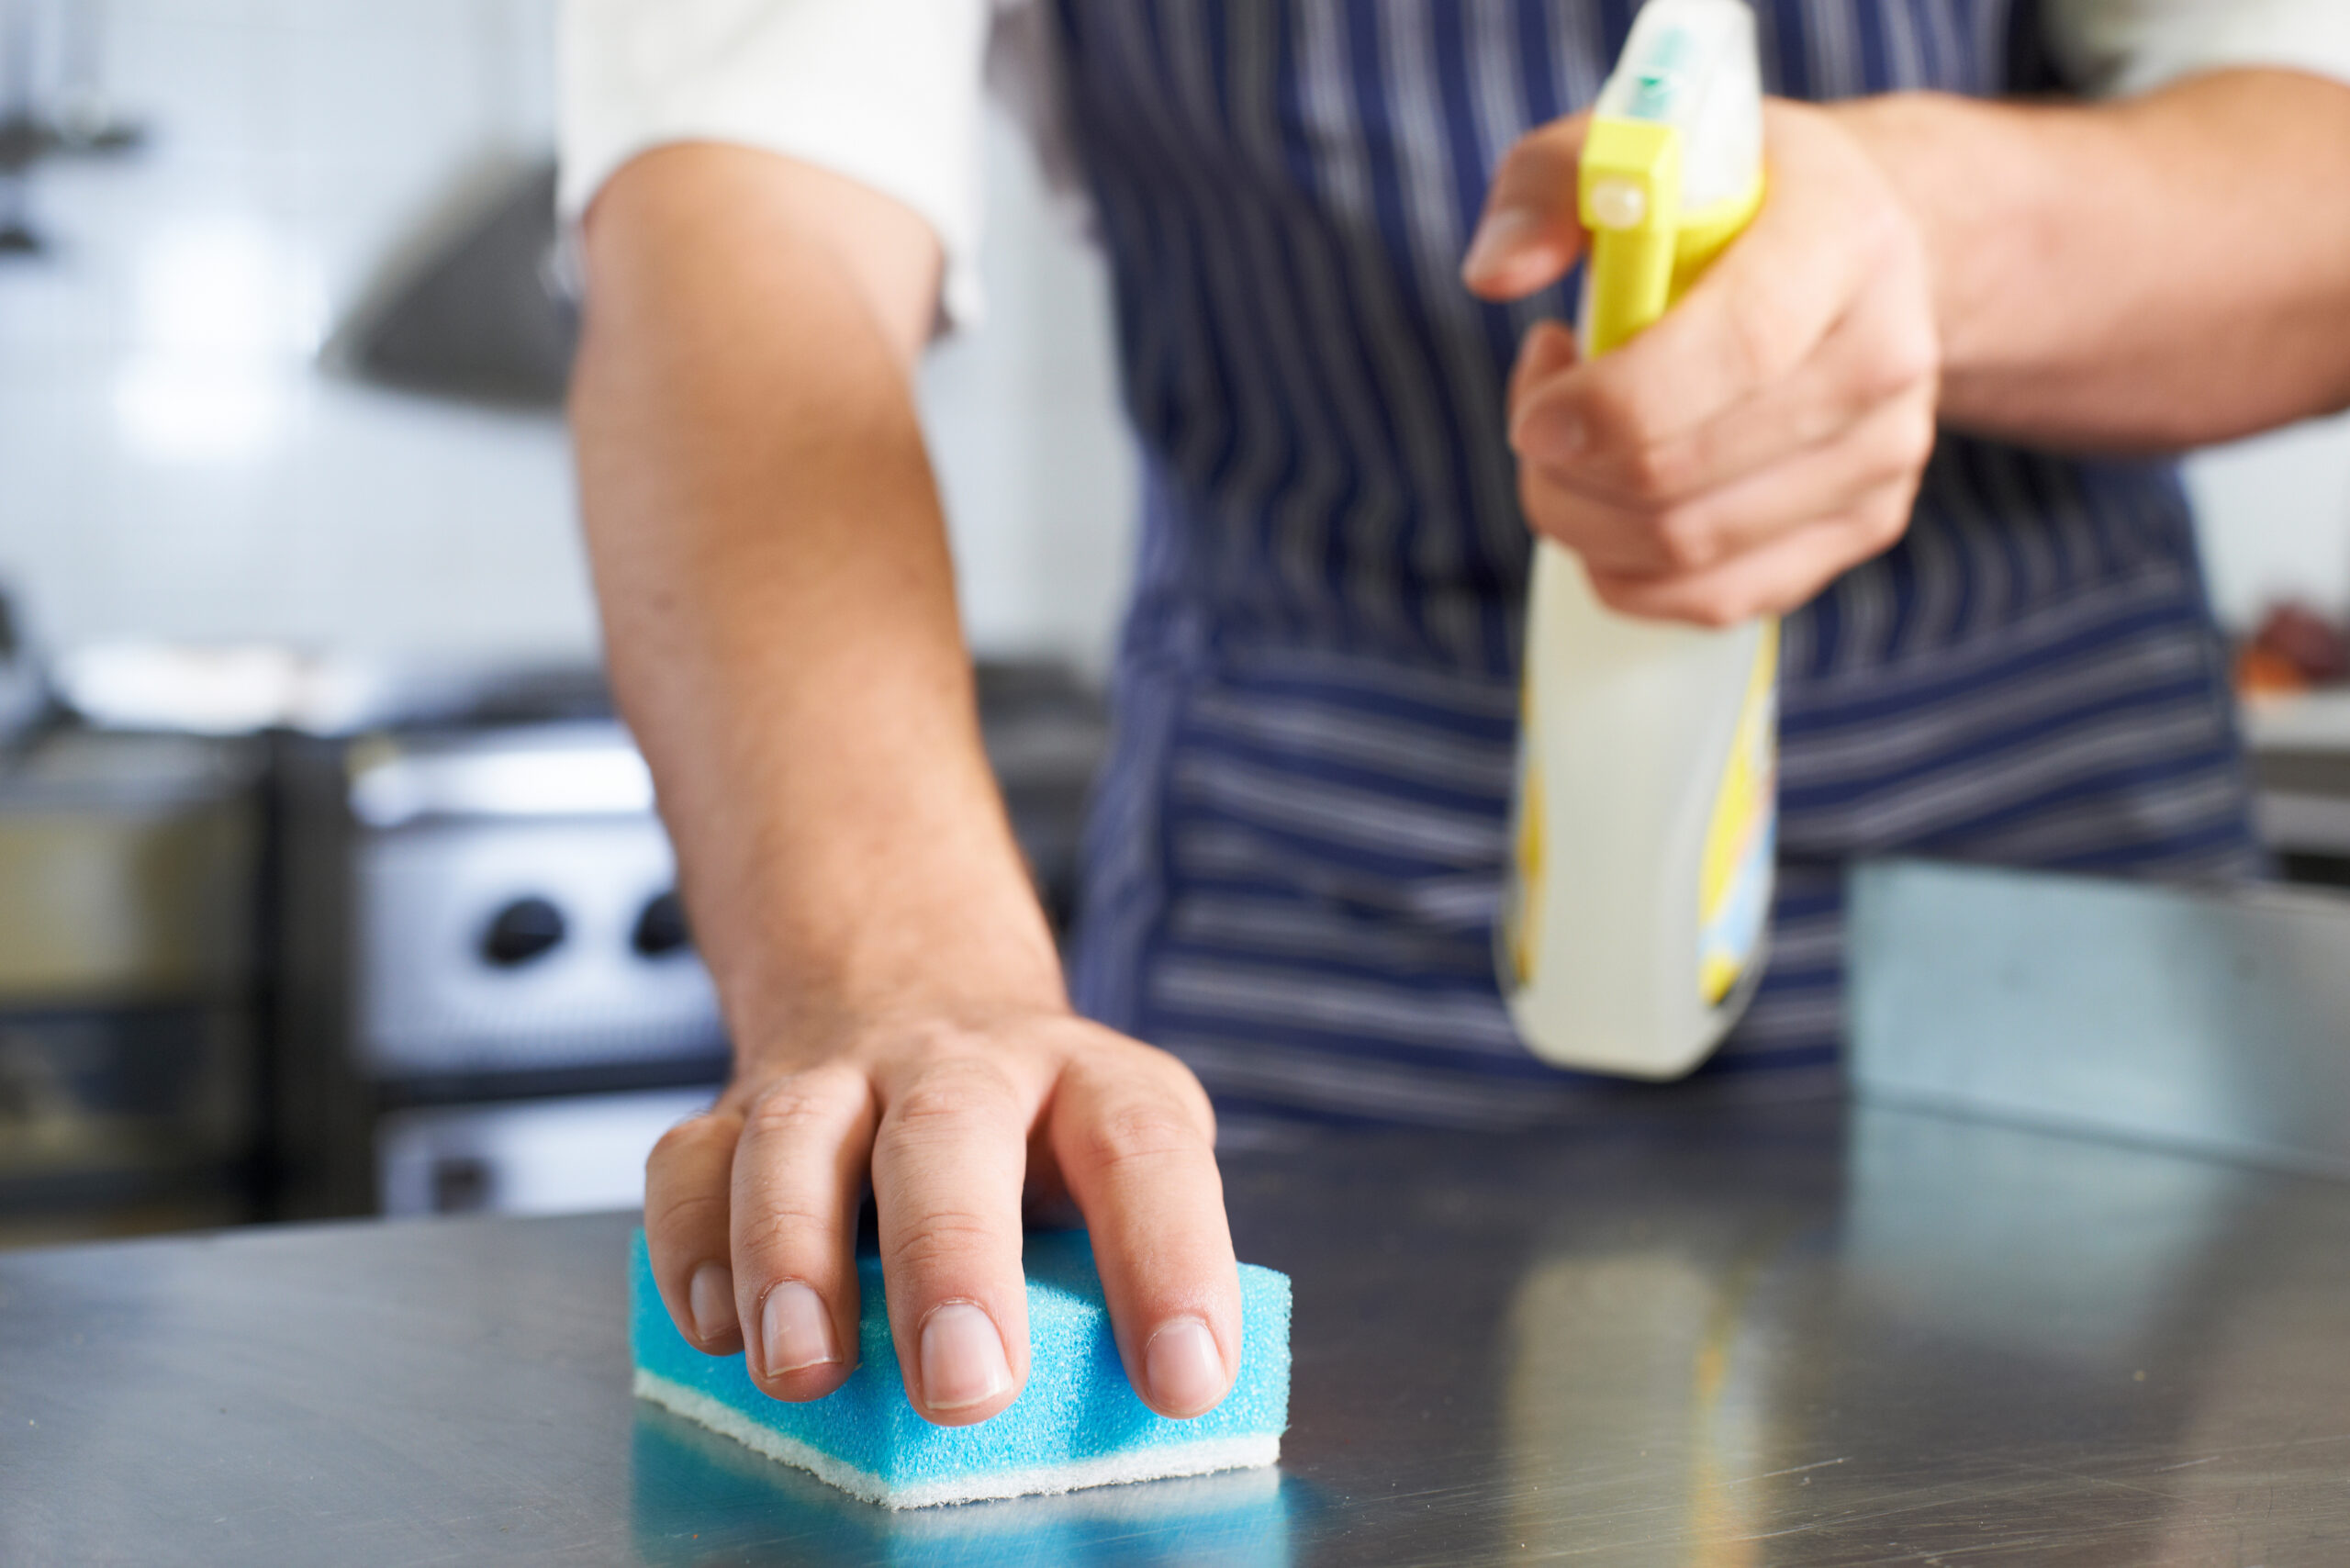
left=271, top=664, right=1106, bottom=1221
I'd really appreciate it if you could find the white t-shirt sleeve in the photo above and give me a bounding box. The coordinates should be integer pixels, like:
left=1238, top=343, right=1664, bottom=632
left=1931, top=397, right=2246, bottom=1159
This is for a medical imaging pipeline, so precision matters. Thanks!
left=2044, top=0, right=2350, bottom=99
left=558, top=0, right=992, bottom=328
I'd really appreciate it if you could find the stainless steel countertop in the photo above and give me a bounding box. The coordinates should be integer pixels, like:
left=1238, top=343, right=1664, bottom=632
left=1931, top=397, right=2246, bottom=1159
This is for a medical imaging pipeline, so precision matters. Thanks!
left=4, top=1101, right=2347, bottom=1565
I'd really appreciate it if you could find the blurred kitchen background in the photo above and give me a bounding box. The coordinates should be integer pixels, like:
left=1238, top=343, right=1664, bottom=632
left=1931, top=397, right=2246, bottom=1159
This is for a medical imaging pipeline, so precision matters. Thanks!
left=1, top=0, right=2346, bottom=1247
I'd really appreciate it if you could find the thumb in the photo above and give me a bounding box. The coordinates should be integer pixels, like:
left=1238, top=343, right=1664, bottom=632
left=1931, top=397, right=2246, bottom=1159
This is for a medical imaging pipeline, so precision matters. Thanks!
left=1461, top=111, right=1593, bottom=301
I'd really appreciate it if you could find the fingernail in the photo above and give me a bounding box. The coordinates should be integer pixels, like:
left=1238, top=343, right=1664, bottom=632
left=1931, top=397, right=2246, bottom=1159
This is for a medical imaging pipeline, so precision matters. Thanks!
left=1463, top=207, right=1539, bottom=280
left=688, top=1262, right=736, bottom=1345
left=920, top=1303, right=1013, bottom=1413
left=1145, top=1318, right=1227, bottom=1417
left=759, top=1282, right=840, bottom=1379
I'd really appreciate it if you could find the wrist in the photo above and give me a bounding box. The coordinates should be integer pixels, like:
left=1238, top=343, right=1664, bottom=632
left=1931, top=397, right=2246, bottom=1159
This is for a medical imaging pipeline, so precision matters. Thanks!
left=717, top=895, right=1071, bottom=1071
left=736, top=989, right=1075, bottom=1071
left=1821, top=95, right=1970, bottom=352
left=1825, top=91, right=2087, bottom=414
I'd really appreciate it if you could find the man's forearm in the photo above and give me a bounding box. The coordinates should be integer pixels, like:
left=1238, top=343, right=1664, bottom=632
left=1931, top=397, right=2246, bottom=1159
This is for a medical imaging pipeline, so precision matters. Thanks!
left=1837, top=69, right=2350, bottom=452
left=570, top=145, right=1066, bottom=1059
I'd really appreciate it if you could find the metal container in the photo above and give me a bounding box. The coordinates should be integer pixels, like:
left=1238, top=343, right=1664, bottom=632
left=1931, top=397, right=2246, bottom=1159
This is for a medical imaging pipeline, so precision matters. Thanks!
left=0, top=730, right=264, bottom=1242
left=1849, top=857, right=2350, bottom=1180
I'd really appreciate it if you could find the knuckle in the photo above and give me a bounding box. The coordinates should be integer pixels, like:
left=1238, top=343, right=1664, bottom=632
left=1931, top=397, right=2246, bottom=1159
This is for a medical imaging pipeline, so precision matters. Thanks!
left=1899, top=402, right=1939, bottom=465
left=1863, top=404, right=1937, bottom=484
left=1854, top=208, right=1900, bottom=268
left=1156, top=1058, right=1217, bottom=1127
left=650, top=1113, right=731, bottom=1168
left=1853, top=193, right=1915, bottom=269
left=1684, top=602, right=1740, bottom=631
left=888, top=1058, right=1017, bottom=1139
left=1858, top=322, right=1940, bottom=405
left=1578, top=376, right=1648, bottom=452
left=1620, top=437, right=1694, bottom=502
left=1682, top=589, right=1747, bottom=630
left=1852, top=353, right=1910, bottom=408
left=1888, top=317, right=1942, bottom=389
left=733, top=1200, right=837, bottom=1261
left=1866, top=495, right=1913, bottom=548
left=1588, top=572, right=1643, bottom=618
left=882, top=1208, right=1005, bottom=1278
left=644, top=1187, right=728, bottom=1242
left=1648, top=504, right=1718, bottom=573
left=741, top=1083, right=848, bottom=1147
left=1724, top=314, right=1776, bottom=388
left=1522, top=475, right=1600, bottom=555
left=1091, top=1040, right=1218, bottom=1129
left=1078, top=1099, right=1207, bottom=1177
left=1726, top=283, right=1802, bottom=386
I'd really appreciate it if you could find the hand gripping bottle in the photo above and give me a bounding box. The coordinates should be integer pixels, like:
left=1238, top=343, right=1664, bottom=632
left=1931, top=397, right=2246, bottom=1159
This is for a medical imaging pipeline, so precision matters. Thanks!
left=1498, top=0, right=1774, bottom=1079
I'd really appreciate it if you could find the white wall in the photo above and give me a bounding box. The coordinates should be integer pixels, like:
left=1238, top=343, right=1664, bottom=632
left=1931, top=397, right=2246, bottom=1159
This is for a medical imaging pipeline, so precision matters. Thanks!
left=0, top=0, right=591, bottom=661
left=0, top=0, right=1135, bottom=673
left=2187, top=414, right=2350, bottom=632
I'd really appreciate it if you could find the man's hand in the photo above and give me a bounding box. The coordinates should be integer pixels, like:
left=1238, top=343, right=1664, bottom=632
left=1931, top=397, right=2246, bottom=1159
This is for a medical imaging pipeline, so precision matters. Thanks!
left=572, top=145, right=1241, bottom=1428
left=1461, top=101, right=1942, bottom=626
left=641, top=1011, right=1240, bottom=1427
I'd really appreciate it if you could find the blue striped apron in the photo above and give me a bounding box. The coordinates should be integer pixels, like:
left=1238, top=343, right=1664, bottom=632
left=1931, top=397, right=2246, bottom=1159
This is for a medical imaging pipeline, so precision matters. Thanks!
left=1051, top=0, right=2258, bottom=1126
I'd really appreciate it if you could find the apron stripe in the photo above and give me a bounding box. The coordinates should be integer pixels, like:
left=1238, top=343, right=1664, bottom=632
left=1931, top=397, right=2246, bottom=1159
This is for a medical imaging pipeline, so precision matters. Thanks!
left=1057, top=0, right=2257, bottom=1126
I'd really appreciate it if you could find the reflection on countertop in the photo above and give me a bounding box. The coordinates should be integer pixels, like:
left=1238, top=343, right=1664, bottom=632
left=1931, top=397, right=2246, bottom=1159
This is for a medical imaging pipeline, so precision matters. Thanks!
left=3, top=1101, right=2346, bottom=1565
left=632, top=1409, right=1296, bottom=1568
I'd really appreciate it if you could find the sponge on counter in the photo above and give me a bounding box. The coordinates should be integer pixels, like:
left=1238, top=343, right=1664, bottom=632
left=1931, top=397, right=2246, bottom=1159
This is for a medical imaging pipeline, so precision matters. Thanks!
left=630, top=1230, right=1291, bottom=1509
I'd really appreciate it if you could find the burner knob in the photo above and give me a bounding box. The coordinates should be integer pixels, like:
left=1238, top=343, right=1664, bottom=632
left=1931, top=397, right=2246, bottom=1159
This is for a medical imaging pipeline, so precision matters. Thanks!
left=481, top=896, right=565, bottom=967
left=632, top=890, right=692, bottom=958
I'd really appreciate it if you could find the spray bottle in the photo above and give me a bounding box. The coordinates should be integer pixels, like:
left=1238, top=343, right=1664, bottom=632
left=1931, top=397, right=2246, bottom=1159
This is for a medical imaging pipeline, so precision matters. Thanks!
left=1498, top=0, right=1775, bottom=1079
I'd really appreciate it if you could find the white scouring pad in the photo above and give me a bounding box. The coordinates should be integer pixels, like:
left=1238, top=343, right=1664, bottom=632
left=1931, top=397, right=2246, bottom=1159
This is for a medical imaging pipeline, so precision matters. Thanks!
left=630, top=1230, right=1291, bottom=1509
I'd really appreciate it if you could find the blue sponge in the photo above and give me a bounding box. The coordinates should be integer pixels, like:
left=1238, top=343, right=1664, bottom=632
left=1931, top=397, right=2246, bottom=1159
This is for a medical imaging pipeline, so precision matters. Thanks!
left=630, top=1230, right=1292, bottom=1509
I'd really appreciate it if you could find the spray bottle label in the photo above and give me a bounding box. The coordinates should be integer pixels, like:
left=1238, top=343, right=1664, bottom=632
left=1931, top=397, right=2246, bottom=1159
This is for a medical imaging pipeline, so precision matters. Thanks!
left=1696, top=624, right=1777, bottom=1005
